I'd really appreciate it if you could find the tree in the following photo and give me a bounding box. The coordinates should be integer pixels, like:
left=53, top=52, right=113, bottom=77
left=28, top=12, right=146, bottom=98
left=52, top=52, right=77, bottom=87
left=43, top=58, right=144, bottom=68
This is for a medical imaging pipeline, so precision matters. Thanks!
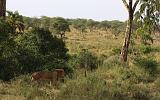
left=0, top=15, right=70, bottom=81
left=86, top=19, right=99, bottom=32
left=109, top=20, right=126, bottom=37
left=0, top=17, right=10, bottom=41
left=40, top=16, right=51, bottom=30
left=72, top=19, right=87, bottom=34
left=7, top=11, right=25, bottom=34
left=50, top=17, right=70, bottom=39
left=77, top=50, right=98, bottom=71
left=120, top=0, right=140, bottom=62
left=120, top=0, right=160, bottom=62
left=27, top=17, right=41, bottom=28
left=98, top=20, right=111, bottom=31
left=0, top=0, right=6, bottom=19
left=135, top=0, right=160, bottom=45
left=14, top=28, right=69, bottom=76
left=0, top=17, right=21, bottom=81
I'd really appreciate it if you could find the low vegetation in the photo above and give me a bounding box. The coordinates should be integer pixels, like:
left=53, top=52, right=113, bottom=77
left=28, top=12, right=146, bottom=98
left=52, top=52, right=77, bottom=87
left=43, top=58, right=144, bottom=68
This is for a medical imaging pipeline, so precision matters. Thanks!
left=0, top=11, right=160, bottom=100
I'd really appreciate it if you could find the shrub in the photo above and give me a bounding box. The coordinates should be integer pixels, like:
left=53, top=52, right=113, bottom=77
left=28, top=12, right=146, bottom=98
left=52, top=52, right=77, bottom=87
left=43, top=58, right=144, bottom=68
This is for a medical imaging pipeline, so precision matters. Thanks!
left=0, top=18, right=10, bottom=42
left=118, top=66, right=152, bottom=83
left=0, top=27, right=70, bottom=81
left=134, top=57, right=158, bottom=75
left=112, top=48, right=121, bottom=55
left=139, top=45, right=152, bottom=54
left=67, top=54, right=79, bottom=68
left=15, top=28, right=69, bottom=71
left=76, top=50, right=99, bottom=70
left=0, top=39, right=20, bottom=81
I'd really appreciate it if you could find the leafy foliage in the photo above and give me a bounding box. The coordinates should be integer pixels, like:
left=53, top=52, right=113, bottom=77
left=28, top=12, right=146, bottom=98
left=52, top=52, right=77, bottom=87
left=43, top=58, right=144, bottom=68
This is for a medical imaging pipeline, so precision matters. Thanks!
left=98, top=20, right=111, bottom=31
left=39, top=16, right=51, bottom=30
left=7, top=11, right=24, bottom=34
left=15, top=28, right=69, bottom=70
left=136, top=27, right=153, bottom=45
left=135, top=0, right=160, bottom=43
left=86, top=19, right=99, bottom=32
left=76, top=50, right=99, bottom=70
left=72, top=19, right=87, bottom=33
left=139, top=45, right=153, bottom=54
left=0, top=17, right=20, bottom=80
left=134, top=57, right=158, bottom=74
left=0, top=12, right=70, bottom=81
left=0, top=18, right=10, bottom=41
left=50, top=17, right=70, bottom=38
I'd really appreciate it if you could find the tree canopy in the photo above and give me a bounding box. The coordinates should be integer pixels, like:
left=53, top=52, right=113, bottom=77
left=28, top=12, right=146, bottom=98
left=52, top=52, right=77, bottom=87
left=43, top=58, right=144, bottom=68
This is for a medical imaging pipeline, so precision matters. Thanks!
left=50, top=17, right=70, bottom=39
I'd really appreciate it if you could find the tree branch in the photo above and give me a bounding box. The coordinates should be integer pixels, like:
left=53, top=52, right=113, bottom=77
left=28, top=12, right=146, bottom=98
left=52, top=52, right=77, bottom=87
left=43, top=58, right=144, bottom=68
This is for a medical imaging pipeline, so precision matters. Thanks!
left=122, top=0, right=129, bottom=12
left=133, top=0, right=140, bottom=13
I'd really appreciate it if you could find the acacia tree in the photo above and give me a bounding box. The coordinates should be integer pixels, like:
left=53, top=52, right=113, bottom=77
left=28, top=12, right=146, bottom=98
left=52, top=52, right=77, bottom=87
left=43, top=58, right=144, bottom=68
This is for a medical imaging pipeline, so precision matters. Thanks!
left=86, top=19, right=99, bottom=32
left=72, top=19, right=87, bottom=34
left=98, top=20, right=111, bottom=31
left=0, top=0, right=6, bottom=19
left=51, top=17, right=70, bottom=39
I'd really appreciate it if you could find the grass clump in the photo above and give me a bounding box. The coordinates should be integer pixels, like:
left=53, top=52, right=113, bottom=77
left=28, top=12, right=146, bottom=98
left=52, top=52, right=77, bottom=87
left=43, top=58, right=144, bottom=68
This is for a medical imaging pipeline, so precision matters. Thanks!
left=57, top=74, right=108, bottom=100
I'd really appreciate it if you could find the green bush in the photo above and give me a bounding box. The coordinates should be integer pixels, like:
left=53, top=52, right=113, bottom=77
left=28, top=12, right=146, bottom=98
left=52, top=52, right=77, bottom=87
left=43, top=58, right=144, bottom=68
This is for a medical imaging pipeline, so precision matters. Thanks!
left=67, top=54, right=79, bottom=68
left=118, top=66, right=152, bottom=83
left=112, top=48, right=121, bottom=55
left=0, top=26, right=70, bottom=81
left=139, top=45, right=152, bottom=54
left=0, top=18, right=10, bottom=41
left=134, top=57, right=158, bottom=75
left=15, top=28, right=69, bottom=71
left=0, top=39, right=20, bottom=81
left=76, top=50, right=99, bottom=70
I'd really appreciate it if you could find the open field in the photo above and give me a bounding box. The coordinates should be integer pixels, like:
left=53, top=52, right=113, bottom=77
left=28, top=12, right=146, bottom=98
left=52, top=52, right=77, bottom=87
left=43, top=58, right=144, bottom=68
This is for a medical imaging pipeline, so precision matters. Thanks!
left=66, top=29, right=124, bottom=55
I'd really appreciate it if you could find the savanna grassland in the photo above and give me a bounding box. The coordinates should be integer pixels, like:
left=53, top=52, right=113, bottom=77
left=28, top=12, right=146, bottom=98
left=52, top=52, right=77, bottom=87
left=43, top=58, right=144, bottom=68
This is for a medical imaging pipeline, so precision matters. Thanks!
left=0, top=25, right=160, bottom=100
left=0, top=0, right=160, bottom=99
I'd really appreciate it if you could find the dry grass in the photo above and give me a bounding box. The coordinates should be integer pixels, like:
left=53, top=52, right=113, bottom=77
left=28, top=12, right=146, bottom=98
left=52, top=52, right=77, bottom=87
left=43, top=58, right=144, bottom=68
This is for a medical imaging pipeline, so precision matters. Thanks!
left=66, top=29, right=123, bottom=57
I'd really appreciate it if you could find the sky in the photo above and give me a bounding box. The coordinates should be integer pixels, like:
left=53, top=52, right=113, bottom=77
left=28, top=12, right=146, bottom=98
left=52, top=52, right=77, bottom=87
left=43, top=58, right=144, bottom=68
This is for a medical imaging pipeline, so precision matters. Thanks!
left=7, top=0, right=128, bottom=21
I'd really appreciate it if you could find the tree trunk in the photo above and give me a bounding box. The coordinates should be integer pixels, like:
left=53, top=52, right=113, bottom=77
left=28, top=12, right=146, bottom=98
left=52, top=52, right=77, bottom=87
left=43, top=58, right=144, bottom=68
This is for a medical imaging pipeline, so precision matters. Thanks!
left=120, top=0, right=133, bottom=62
left=0, top=0, right=6, bottom=19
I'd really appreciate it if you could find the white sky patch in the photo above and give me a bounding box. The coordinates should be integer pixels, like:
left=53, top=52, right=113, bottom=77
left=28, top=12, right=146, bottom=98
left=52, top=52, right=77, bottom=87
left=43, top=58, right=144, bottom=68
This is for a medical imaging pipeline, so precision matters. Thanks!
left=7, top=0, right=128, bottom=21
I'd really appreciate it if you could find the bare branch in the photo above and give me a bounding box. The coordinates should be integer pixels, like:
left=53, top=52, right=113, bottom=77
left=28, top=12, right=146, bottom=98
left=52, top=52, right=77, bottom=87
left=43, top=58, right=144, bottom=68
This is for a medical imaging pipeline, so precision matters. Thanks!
left=122, top=0, right=129, bottom=12
left=133, top=0, right=140, bottom=13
